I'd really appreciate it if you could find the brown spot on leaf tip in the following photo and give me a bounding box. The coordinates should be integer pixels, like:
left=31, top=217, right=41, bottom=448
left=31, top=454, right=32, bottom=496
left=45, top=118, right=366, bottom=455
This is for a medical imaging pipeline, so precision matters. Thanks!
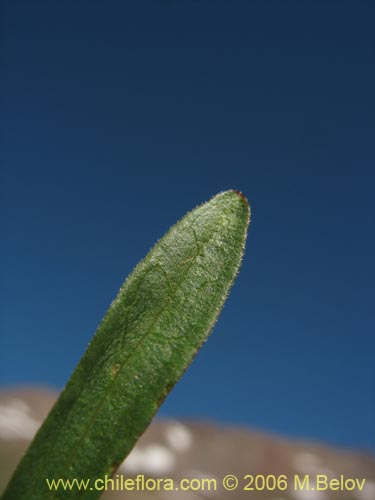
left=231, top=189, right=250, bottom=210
left=232, top=189, right=246, bottom=200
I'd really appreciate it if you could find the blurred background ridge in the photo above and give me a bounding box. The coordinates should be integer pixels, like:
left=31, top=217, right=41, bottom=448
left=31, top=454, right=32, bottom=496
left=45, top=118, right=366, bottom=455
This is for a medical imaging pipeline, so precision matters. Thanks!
left=0, top=388, right=374, bottom=499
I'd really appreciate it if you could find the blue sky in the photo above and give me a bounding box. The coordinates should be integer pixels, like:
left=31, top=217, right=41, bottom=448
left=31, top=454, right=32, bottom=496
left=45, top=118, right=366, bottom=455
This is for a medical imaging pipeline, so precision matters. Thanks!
left=1, top=1, right=374, bottom=452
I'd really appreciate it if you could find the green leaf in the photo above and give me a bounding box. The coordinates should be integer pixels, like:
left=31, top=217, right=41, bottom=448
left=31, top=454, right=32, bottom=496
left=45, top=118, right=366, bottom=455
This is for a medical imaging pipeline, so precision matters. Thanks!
left=2, top=190, right=250, bottom=500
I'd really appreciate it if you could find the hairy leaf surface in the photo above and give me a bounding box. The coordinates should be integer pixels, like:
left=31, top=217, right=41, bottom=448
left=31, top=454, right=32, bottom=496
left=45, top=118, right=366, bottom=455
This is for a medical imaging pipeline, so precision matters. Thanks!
left=2, top=190, right=250, bottom=499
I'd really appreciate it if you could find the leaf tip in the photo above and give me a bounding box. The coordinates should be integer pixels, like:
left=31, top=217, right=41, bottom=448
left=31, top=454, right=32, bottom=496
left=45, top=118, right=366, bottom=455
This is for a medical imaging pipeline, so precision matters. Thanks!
left=226, top=189, right=251, bottom=222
